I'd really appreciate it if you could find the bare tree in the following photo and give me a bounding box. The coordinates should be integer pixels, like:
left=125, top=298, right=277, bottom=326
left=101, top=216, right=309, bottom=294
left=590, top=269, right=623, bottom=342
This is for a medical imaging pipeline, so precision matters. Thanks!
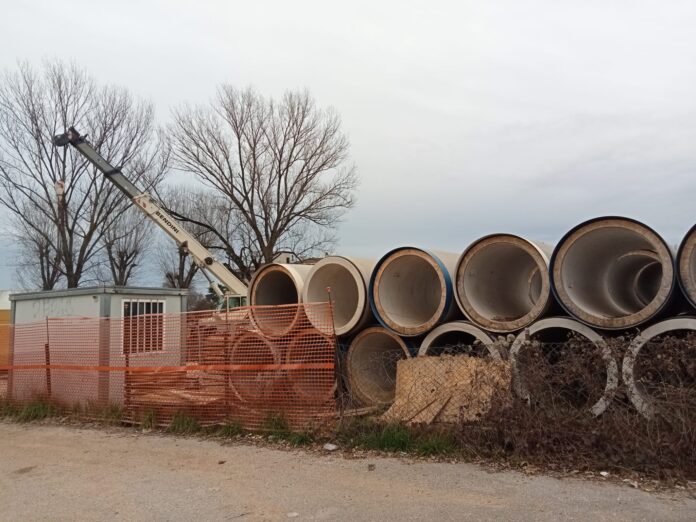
left=156, top=185, right=217, bottom=288
left=12, top=206, right=62, bottom=290
left=168, top=87, right=357, bottom=280
left=99, top=207, right=153, bottom=286
left=0, top=61, right=167, bottom=289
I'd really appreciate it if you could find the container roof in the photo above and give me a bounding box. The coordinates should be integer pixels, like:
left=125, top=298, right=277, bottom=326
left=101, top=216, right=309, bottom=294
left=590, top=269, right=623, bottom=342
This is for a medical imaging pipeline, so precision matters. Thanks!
left=9, top=285, right=189, bottom=301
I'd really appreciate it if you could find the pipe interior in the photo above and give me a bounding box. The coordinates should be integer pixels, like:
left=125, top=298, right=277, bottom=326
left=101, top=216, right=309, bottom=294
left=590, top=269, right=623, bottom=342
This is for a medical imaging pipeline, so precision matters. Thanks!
left=349, top=332, right=407, bottom=404
left=254, top=270, right=298, bottom=305
left=560, top=227, right=664, bottom=318
left=529, top=327, right=588, bottom=344
left=633, top=330, right=696, bottom=395
left=378, top=254, right=441, bottom=328
left=463, top=243, right=543, bottom=322
left=523, top=327, right=607, bottom=409
left=424, top=330, right=485, bottom=357
left=307, top=264, right=359, bottom=330
left=688, top=247, right=696, bottom=294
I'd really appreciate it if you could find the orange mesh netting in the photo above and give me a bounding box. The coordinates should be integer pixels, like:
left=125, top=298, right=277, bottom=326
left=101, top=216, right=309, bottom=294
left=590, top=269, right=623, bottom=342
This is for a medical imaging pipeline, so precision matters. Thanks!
left=0, top=303, right=337, bottom=431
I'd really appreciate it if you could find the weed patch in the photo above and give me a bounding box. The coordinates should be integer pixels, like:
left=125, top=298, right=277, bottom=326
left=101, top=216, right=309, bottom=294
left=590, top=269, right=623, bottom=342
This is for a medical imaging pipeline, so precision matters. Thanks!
left=15, top=398, right=62, bottom=422
left=168, top=412, right=201, bottom=434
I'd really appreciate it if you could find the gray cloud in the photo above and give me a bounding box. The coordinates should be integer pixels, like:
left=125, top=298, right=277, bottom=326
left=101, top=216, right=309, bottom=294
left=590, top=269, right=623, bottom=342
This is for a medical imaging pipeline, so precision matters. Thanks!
left=1, top=0, right=695, bottom=285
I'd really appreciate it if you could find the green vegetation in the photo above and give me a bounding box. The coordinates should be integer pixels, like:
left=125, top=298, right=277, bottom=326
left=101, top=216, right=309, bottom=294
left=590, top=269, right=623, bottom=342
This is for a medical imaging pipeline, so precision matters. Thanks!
left=212, top=420, right=244, bottom=438
left=167, top=411, right=201, bottom=434
left=15, top=398, right=62, bottom=422
left=0, top=399, right=20, bottom=417
left=1, top=397, right=456, bottom=458
left=338, top=418, right=457, bottom=456
left=262, top=413, right=315, bottom=446
left=141, top=409, right=157, bottom=430
left=415, top=431, right=457, bottom=456
left=85, top=402, right=123, bottom=425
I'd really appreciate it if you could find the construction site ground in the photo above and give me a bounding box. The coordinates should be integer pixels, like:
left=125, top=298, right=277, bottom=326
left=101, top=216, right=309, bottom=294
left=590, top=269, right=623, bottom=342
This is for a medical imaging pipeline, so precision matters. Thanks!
left=1, top=422, right=694, bottom=521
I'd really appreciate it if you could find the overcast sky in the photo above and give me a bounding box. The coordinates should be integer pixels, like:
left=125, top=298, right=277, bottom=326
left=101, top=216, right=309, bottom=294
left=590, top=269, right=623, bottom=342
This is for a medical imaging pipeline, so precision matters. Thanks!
left=1, top=0, right=695, bottom=288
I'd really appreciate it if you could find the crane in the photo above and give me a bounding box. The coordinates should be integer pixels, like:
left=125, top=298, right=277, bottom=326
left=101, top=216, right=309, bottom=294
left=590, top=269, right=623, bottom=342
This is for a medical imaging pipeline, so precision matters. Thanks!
left=52, top=127, right=247, bottom=307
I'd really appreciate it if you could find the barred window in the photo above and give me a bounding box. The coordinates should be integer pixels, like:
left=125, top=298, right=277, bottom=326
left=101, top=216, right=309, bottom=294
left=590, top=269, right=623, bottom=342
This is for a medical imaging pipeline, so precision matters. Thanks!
left=122, top=299, right=165, bottom=354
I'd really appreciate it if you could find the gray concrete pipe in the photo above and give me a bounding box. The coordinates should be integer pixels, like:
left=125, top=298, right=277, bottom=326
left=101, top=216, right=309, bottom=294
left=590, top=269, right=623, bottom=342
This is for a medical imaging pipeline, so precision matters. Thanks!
left=418, top=321, right=503, bottom=359
left=369, top=248, right=460, bottom=337
left=622, top=316, right=696, bottom=418
left=455, top=235, right=554, bottom=333
left=677, top=225, right=696, bottom=309
left=509, top=317, right=619, bottom=416
left=551, top=217, right=675, bottom=330
left=301, top=256, right=375, bottom=337
left=345, top=326, right=413, bottom=407
left=247, top=263, right=314, bottom=337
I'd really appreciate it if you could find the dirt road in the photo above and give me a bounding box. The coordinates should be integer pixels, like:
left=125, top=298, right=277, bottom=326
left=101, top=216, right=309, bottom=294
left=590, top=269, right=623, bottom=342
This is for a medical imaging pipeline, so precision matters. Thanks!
left=0, top=422, right=693, bottom=521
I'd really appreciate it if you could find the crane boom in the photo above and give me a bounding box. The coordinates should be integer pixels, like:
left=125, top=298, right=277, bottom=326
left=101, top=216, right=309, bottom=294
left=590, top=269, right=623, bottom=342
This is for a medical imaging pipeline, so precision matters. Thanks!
left=52, top=127, right=247, bottom=298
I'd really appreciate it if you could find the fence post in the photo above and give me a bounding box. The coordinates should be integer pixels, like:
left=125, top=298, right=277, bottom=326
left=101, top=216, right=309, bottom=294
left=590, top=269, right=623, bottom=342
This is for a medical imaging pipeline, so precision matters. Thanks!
left=44, top=318, right=52, bottom=399
left=97, top=316, right=110, bottom=406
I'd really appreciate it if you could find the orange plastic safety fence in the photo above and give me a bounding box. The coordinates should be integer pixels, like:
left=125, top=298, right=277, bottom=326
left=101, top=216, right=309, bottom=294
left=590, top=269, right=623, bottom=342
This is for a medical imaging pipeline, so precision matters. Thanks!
left=0, top=303, right=337, bottom=431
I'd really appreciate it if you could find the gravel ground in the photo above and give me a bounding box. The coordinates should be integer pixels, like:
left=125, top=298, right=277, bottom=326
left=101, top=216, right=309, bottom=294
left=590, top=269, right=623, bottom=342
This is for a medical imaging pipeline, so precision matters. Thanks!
left=0, top=422, right=694, bottom=521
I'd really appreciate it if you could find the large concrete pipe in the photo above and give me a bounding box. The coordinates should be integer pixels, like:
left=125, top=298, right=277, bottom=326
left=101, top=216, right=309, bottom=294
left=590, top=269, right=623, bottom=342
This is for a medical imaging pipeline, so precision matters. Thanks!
left=228, top=330, right=281, bottom=406
left=509, top=317, right=619, bottom=416
left=677, top=225, right=696, bottom=309
left=370, top=248, right=459, bottom=337
left=622, top=317, right=696, bottom=418
left=302, top=256, right=375, bottom=337
left=286, top=329, right=337, bottom=403
left=346, top=326, right=413, bottom=407
left=455, top=235, right=554, bottom=333
left=551, top=217, right=675, bottom=330
left=418, top=321, right=502, bottom=359
left=247, top=263, right=313, bottom=337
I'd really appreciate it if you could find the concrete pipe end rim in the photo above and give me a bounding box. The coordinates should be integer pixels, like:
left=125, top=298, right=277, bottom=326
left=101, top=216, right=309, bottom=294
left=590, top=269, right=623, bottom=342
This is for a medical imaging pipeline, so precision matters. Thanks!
left=248, top=264, right=303, bottom=307
left=370, top=247, right=452, bottom=337
left=677, top=224, right=696, bottom=308
left=347, top=327, right=412, bottom=406
left=455, top=234, right=552, bottom=333
left=509, top=316, right=618, bottom=417
left=418, top=321, right=497, bottom=358
left=550, top=217, right=675, bottom=330
left=622, top=316, right=696, bottom=418
left=303, top=256, right=366, bottom=337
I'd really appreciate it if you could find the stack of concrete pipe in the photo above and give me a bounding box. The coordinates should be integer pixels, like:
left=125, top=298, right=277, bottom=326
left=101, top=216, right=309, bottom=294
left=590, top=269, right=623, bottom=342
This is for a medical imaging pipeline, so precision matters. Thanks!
left=246, top=217, right=696, bottom=417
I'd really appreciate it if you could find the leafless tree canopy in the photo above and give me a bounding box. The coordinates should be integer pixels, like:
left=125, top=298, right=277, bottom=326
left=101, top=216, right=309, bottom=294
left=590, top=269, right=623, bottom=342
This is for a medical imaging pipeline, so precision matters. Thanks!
left=99, top=208, right=153, bottom=286
left=0, top=61, right=167, bottom=289
left=168, top=87, right=357, bottom=280
left=13, top=207, right=62, bottom=290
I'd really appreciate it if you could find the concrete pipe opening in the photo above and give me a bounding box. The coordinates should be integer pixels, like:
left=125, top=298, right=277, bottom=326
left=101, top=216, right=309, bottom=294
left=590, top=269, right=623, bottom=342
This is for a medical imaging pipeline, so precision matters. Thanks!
left=551, top=217, right=674, bottom=330
left=302, top=257, right=373, bottom=337
left=456, top=235, right=552, bottom=333
left=623, top=317, right=696, bottom=419
left=248, top=264, right=313, bottom=337
left=677, top=225, right=696, bottom=308
left=229, top=331, right=281, bottom=406
left=418, top=321, right=500, bottom=359
left=371, top=248, right=457, bottom=337
left=509, top=317, right=618, bottom=416
left=346, top=327, right=412, bottom=407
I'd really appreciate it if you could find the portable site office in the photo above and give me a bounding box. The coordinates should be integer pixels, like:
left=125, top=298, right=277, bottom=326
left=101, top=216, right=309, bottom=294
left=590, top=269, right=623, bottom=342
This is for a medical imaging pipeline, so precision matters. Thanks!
left=8, top=286, right=188, bottom=406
